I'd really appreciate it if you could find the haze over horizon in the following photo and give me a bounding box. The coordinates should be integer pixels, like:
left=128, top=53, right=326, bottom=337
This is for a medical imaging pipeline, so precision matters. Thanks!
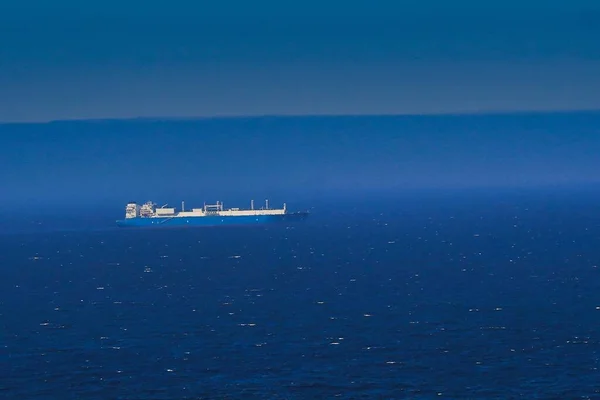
left=2, top=112, right=600, bottom=209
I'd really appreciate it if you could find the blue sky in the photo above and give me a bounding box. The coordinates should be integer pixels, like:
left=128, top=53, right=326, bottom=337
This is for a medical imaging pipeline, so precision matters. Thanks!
left=1, top=0, right=599, bottom=122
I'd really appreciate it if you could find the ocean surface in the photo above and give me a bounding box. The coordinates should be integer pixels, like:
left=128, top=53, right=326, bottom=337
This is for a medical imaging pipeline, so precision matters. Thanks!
left=2, top=188, right=600, bottom=399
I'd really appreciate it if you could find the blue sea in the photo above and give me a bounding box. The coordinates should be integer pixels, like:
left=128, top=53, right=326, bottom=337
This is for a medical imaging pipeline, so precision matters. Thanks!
left=2, top=188, right=600, bottom=399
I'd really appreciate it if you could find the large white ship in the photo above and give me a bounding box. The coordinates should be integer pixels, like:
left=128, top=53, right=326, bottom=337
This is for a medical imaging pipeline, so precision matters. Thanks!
left=116, top=199, right=308, bottom=227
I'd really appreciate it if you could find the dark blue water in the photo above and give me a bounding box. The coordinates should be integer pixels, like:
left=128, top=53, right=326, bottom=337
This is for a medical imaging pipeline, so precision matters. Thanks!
left=2, top=189, right=600, bottom=399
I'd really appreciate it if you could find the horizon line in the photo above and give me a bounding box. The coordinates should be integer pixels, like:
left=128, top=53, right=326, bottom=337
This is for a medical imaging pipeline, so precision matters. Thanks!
left=2, top=107, right=600, bottom=126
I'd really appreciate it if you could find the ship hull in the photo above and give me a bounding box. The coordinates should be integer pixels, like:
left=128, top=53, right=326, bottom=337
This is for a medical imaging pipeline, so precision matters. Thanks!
left=116, top=211, right=308, bottom=228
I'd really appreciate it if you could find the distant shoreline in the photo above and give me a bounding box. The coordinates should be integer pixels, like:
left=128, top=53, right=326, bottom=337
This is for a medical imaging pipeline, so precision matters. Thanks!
left=2, top=108, right=600, bottom=126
